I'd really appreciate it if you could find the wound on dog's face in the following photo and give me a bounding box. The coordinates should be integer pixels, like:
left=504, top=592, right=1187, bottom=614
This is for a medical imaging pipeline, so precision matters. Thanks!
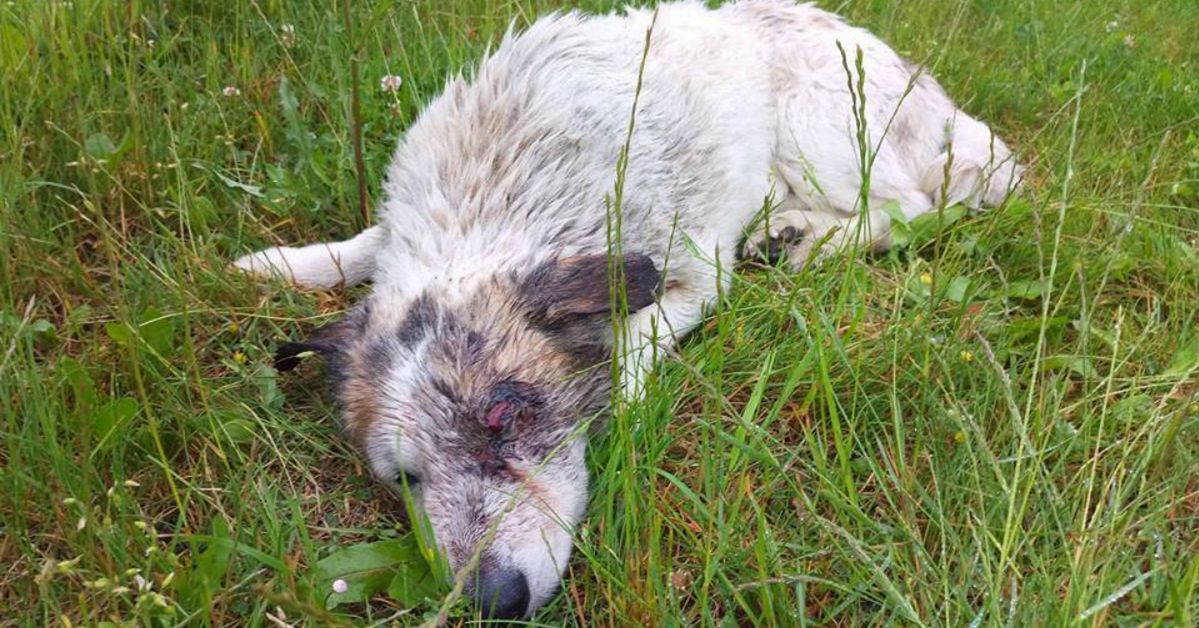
left=304, top=258, right=657, bottom=613
left=481, top=380, right=541, bottom=432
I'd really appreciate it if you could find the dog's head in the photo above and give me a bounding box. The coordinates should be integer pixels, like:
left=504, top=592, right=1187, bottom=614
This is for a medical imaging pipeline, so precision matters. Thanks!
left=277, top=253, right=660, bottom=618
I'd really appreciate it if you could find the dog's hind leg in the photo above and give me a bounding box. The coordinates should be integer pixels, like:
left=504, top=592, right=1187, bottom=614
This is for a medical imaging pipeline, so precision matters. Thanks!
left=231, top=225, right=387, bottom=289
left=918, top=113, right=1024, bottom=211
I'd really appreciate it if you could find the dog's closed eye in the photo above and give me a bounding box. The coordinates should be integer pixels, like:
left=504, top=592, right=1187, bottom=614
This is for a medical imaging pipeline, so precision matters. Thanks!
left=394, top=470, right=422, bottom=488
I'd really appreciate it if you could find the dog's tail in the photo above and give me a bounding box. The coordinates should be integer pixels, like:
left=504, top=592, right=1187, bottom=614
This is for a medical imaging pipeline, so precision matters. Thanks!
left=919, top=113, right=1024, bottom=210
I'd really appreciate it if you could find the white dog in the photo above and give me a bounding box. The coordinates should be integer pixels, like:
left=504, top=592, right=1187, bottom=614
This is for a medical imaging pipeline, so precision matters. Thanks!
left=234, top=0, right=1021, bottom=618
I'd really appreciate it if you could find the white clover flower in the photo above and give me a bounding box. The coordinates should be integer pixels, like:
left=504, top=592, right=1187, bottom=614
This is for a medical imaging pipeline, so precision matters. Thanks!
left=331, top=579, right=348, bottom=593
left=379, top=74, right=403, bottom=93
left=1123, top=34, right=1136, bottom=48
left=280, top=23, right=296, bottom=48
left=1105, top=20, right=1119, bottom=33
left=222, top=85, right=241, bottom=97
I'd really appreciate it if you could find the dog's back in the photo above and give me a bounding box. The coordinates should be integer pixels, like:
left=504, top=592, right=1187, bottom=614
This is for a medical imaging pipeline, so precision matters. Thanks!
left=373, top=2, right=779, bottom=298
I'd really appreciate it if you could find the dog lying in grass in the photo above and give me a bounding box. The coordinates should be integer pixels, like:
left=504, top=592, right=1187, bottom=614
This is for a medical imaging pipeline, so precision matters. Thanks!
left=234, top=0, right=1021, bottom=618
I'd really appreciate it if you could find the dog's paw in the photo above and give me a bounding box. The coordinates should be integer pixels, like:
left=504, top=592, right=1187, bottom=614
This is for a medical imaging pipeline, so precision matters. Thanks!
left=744, top=209, right=805, bottom=262
left=743, top=209, right=842, bottom=269
left=231, top=247, right=299, bottom=280
left=231, top=245, right=346, bottom=289
left=745, top=222, right=805, bottom=264
left=230, top=243, right=365, bottom=289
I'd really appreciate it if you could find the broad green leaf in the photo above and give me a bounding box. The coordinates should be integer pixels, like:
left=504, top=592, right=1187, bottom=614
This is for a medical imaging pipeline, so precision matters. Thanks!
left=177, top=518, right=236, bottom=609
left=386, top=555, right=442, bottom=607
left=1164, top=337, right=1199, bottom=377
left=196, top=517, right=234, bottom=589
left=314, top=537, right=427, bottom=609
left=880, top=202, right=912, bottom=248
left=1044, top=355, right=1098, bottom=379
left=93, top=397, right=139, bottom=451
left=104, top=321, right=134, bottom=347
left=1002, top=279, right=1046, bottom=300
left=206, top=165, right=266, bottom=198
left=945, top=276, right=971, bottom=303
left=84, top=132, right=117, bottom=158
left=105, top=309, right=176, bottom=355
left=138, top=308, right=176, bottom=355
left=256, top=365, right=285, bottom=411
left=881, top=202, right=966, bottom=250
left=907, top=204, right=967, bottom=247
left=65, top=304, right=93, bottom=335
left=1113, top=394, right=1152, bottom=423
left=58, top=357, right=97, bottom=414
left=218, top=418, right=256, bottom=444
left=29, top=319, right=55, bottom=336
left=1072, top=319, right=1119, bottom=351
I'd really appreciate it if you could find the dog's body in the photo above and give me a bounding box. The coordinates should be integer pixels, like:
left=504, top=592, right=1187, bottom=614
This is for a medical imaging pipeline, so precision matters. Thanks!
left=235, top=0, right=1020, bottom=617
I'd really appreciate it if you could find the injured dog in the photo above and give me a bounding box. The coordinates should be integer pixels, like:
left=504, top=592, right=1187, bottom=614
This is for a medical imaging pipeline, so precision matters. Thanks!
left=234, top=0, right=1021, bottom=618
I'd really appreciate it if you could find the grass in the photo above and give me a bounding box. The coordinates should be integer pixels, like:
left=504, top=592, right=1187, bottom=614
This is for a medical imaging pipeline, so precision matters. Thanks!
left=2, top=0, right=1198, bottom=625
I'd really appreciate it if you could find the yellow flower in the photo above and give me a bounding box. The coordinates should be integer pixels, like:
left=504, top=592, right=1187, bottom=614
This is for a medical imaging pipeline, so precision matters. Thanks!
left=920, top=272, right=933, bottom=286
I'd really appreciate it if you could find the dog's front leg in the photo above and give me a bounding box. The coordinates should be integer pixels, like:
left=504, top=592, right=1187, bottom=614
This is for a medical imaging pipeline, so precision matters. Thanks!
left=617, top=282, right=714, bottom=400
left=232, top=225, right=387, bottom=289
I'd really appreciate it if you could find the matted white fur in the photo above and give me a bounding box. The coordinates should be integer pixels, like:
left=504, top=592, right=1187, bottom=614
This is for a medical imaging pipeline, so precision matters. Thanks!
left=234, top=1, right=1021, bottom=617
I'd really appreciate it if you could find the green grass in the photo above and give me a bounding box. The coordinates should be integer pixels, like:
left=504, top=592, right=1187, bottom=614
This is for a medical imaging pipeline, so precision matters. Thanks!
left=3, top=0, right=1198, bottom=625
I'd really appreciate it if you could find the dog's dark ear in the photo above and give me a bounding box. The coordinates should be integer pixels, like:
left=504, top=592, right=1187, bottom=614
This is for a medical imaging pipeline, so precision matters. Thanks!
left=522, top=253, right=662, bottom=325
left=274, top=307, right=367, bottom=372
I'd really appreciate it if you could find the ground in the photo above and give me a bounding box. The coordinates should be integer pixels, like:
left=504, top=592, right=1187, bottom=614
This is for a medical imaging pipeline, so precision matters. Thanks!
left=2, top=0, right=1198, bottom=626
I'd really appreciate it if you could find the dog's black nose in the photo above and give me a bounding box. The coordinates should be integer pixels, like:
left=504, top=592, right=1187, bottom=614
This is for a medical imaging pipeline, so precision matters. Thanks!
left=474, top=567, right=530, bottom=619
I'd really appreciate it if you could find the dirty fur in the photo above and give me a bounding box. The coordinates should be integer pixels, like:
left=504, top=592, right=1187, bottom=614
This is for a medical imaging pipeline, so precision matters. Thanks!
left=235, top=0, right=1021, bottom=617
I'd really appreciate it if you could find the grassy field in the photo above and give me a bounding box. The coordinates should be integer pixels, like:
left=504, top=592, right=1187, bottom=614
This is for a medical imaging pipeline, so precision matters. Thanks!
left=3, top=0, right=1198, bottom=625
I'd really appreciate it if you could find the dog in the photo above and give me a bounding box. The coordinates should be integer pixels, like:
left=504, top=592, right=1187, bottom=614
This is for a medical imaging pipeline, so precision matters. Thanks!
left=233, top=0, right=1021, bottom=618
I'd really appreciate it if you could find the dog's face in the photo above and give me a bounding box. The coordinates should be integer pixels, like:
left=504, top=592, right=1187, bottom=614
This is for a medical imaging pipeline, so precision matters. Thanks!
left=277, top=253, right=660, bottom=617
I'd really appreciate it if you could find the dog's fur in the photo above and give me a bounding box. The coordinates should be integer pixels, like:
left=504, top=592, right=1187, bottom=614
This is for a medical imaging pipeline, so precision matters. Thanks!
left=234, top=0, right=1021, bottom=617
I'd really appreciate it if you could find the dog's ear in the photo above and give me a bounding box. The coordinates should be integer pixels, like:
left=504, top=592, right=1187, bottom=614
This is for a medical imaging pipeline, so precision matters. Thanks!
left=274, top=306, right=368, bottom=372
left=522, top=253, right=662, bottom=325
